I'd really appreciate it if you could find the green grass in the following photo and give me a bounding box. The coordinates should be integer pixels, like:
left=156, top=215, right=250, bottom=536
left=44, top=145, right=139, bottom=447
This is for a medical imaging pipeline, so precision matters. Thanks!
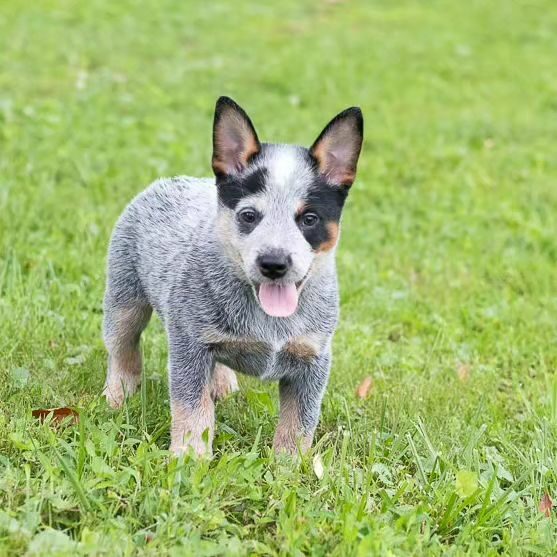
left=1, top=0, right=557, bottom=554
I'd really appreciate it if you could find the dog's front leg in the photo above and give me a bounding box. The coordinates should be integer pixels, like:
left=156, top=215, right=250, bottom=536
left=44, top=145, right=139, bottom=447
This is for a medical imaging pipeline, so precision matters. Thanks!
left=273, top=352, right=331, bottom=455
left=168, top=332, right=215, bottom=457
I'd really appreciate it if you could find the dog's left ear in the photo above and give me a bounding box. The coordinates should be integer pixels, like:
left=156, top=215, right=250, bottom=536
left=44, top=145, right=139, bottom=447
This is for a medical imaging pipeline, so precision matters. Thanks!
left=212, top=96, right=261, bottom=177
left=309, top=107, right=363, bottom=187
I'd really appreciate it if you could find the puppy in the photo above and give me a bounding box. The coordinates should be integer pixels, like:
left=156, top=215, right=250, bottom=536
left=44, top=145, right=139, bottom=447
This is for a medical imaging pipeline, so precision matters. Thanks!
left=103, top=97, right=363, bottom=456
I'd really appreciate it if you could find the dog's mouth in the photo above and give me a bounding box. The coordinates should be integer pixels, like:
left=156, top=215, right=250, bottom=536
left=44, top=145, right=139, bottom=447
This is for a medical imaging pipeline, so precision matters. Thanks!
left=254, top=280, right=304, bottom=318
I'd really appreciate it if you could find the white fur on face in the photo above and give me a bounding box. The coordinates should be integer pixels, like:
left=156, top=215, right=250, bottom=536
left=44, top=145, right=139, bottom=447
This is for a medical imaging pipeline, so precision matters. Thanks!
left=264, top=146, right=313, bottom=192
left=216, top=145, right=321, bottom=286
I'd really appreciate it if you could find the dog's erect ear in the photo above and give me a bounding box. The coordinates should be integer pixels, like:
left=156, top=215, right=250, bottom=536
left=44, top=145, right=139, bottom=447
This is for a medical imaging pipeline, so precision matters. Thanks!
left=309, top=107, right=363, bottom=187
left=212, top=96, right=261, bottom=177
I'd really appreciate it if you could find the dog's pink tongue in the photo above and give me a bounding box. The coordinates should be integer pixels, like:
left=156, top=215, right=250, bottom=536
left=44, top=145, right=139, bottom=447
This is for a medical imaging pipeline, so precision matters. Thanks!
left=258, top=283, right=298, bottom=317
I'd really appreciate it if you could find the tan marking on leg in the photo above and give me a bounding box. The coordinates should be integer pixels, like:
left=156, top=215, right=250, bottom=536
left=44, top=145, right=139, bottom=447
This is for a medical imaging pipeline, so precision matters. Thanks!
left=284, top=334, right=323, bottom=360
left=170, top=388, right=215, bottom=457
left=103, top=306, right=151, bottom=409
left=210, top=364, right=239, bottom=401
left=103, top=349, right=142, bottom=409
left=316, top=222, right=340, bottom=253
left=273, top=393, right=313, bottom=455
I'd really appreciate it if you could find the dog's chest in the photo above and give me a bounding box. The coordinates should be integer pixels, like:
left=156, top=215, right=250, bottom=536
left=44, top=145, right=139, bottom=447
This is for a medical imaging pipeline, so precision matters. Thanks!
left=201, top=330, right=325, bottom=380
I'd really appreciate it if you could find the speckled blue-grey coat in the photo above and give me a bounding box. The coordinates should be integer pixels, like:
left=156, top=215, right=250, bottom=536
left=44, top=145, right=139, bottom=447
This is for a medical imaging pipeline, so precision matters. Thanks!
left=103, top=97, right=363, bottom=456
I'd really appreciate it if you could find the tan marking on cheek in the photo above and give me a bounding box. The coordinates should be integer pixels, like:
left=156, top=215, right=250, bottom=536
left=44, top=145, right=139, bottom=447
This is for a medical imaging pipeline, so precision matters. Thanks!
left=170, top=387, right=215, bottom=457
left=273, top=394, right=313, bottom=455
left=316, top=222, right=340, bottom=253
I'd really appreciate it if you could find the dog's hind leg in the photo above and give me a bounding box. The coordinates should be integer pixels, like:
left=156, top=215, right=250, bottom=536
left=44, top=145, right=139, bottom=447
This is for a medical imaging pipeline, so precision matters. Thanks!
left=103, top=302, right=152, bottom=409
left=210, top=364, right=239, bottom=401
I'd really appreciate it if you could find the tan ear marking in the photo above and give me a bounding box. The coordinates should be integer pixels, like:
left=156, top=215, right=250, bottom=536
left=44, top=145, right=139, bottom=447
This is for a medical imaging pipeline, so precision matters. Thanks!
left=312, top=138, right=357, bottom=186
left=309, top=107, right=363, bottom=187
left=212, top=97, right=261, bottom=177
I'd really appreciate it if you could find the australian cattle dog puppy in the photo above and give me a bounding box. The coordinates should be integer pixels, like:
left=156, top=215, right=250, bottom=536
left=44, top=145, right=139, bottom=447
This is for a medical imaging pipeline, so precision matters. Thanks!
left=103, top=97, right=363, bottom=456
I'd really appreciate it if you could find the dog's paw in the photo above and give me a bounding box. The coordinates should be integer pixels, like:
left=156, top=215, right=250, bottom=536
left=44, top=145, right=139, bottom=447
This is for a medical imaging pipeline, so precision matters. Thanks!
left=169, top=437, right=213, bottom=459
left=273, top=432, right=313, bottom=456
left=210, top=364, right=239, bottom=401
left=103, top=373, right=140, bottom=409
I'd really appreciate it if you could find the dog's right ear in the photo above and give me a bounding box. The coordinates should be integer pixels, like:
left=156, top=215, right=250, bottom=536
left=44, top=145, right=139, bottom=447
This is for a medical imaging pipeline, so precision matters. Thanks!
left=212, top=97, right=261, bottom=178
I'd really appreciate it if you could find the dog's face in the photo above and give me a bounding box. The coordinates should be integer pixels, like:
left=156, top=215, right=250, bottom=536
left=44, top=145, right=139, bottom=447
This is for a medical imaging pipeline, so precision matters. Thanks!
left=212, top=97, right=363, bottom=317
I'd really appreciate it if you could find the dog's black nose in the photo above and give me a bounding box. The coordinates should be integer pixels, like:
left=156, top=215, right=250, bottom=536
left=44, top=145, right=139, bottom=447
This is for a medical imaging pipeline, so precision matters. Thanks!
left=257, top=252, right=292, bottom=279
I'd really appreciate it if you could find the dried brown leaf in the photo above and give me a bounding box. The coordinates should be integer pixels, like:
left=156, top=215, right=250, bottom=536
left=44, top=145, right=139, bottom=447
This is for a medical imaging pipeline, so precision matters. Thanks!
left=539, top=493, right=553, bottom=517
left=356, top=376, right=374, bottom=399
left=32, top=407, right=79, bottom=425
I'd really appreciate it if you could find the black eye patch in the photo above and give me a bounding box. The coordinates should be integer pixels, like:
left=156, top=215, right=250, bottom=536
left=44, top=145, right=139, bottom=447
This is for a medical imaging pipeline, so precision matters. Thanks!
left=299, top=177, right=348, bottom=252
left=236, top=208, right=262, bottom=234
left=217, top=167, right=268, bottom=210
left=304, top=177, right=348, bottom=220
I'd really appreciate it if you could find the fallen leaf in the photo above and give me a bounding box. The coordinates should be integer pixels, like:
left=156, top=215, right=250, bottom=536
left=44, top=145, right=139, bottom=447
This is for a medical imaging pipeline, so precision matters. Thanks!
left=457, top=363, right=471, bottom=383
left=356, top=376, right=374, bottom=399
left=539, top=493, right=553, bottom=517
left=313, top=454, right=325, bottom=480
left=455, top=470, right=478, bottom=498
left=32, top=407, right=79, bottom=425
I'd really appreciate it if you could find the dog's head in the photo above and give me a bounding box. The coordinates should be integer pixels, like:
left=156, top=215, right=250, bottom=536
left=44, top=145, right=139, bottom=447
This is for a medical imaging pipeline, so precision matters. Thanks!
left=212, top=96, right=363, bottom=318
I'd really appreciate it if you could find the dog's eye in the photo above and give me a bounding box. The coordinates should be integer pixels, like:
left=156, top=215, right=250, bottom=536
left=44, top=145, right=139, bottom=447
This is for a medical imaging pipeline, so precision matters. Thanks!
left=239, top=209, right=257, bottom=224
left=301, top=212, right=319, bottom=227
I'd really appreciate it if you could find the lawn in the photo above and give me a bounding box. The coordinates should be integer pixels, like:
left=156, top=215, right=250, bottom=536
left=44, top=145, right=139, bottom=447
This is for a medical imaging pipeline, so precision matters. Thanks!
left=1, top=0, right=557, bottom=554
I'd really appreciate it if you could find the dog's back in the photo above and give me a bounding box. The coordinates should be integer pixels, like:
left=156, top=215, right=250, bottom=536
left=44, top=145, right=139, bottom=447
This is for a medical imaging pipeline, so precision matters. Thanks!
left=105, top=176, right=215, bottom=316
